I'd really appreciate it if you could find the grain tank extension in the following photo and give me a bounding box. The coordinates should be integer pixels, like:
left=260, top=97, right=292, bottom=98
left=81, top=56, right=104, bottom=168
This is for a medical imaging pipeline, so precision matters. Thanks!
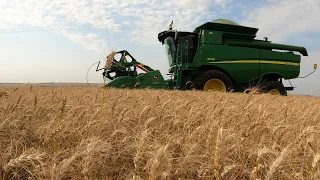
left=98, top=19, right=316, bottom=95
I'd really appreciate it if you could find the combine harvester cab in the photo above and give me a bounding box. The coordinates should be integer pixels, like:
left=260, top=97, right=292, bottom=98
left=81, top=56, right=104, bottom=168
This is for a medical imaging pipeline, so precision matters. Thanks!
left=158, top=19, right=315, bottom=95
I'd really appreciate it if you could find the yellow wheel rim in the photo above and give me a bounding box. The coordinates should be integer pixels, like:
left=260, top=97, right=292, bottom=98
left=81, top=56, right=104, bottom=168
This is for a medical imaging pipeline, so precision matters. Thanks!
left=268, top=89, right=281, bottom=95
left=204, top=79, right=226, bottom=92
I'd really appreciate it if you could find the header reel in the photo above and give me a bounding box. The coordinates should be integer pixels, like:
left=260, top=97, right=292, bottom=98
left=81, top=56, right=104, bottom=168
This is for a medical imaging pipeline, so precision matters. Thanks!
left=96, top=50, right=151, bottom=82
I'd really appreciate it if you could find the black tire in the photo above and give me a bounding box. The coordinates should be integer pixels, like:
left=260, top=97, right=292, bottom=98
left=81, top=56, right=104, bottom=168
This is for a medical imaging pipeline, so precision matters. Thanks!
left=260, top=81, right=287, bottom=96
left=193, top=70, right=233, bottom=92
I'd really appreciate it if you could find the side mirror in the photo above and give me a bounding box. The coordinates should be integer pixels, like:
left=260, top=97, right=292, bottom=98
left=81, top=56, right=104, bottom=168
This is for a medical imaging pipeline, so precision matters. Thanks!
left=298, top=64, right=318, bottom=78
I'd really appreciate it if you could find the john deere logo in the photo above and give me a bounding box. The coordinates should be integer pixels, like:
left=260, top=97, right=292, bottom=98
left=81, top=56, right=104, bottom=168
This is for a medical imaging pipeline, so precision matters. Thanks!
left=152, top=74, right=159, bottom=80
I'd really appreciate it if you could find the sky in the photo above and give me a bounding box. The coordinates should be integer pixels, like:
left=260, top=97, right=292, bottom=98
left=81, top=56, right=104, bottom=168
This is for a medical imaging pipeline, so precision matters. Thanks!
left=0, top=0, right=320, bottom=96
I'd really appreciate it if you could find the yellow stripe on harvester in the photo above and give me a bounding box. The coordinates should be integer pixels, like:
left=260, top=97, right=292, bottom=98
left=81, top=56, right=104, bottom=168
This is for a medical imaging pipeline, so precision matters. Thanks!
left=260, top=60, right=300, bottom=66
left=208, top=60, right=300, bottom=66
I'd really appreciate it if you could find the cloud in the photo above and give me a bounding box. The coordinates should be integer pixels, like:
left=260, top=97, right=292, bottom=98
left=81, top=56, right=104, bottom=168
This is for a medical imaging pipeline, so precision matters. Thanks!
left=2, top=0, right=319, bottom=52
left=0, top=0, right=232, bottom=50
left=116, top=0, right=222, bottom=45
left=242, top=0, right=320, bottom=42
left=0, top=1, right=120, bottom=30
left=1, top=0, right=319, bottom=54
left=60, top=31, right=99, bottom=51
left=0, top=23, right=7, bottom=29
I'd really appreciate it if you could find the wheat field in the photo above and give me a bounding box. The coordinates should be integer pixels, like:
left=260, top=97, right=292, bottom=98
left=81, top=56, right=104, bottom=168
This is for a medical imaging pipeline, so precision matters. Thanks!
left=0, top=86, right=320, bottom=179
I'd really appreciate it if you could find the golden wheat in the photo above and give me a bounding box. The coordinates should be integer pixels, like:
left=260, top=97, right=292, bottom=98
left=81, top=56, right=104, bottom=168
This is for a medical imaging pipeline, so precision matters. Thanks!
left=105, top=51, right=116, bottom=70
left=0, top=86, right=320, bottom=179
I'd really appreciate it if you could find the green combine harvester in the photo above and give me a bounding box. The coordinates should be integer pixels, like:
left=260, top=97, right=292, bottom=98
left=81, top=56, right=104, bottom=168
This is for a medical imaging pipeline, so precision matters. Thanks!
left=96, top=19, right=317, bottom=95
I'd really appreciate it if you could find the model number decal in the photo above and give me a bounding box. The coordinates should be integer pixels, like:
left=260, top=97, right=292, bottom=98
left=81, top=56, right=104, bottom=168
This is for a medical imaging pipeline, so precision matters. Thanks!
left=207, top=58, right=216, bottom=60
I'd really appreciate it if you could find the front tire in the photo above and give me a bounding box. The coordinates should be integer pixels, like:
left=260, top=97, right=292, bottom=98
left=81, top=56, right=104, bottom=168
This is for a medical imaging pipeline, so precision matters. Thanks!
left=193, top=70, right=233, bottom=92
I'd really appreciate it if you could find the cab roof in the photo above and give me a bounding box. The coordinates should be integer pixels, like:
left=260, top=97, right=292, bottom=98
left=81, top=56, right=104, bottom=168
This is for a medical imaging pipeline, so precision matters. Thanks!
left=193, top=19, right=258, bottom=36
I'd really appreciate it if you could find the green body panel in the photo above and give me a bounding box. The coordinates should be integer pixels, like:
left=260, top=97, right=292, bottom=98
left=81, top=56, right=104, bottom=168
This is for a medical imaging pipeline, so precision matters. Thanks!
left=198, top=44, right=260, bottom=83
left=106, top=76, right=133, bottom=88
left=194, top=44, right=302, bottom=83
left=226, top=40, right=308, bottom=56
left=201, top=30, right=257, bottom=45
left=259, top=49, right=301, bottom=79
left=134, top=70, right=168, bottom=89
left=106, top=70, right=168, bottom=89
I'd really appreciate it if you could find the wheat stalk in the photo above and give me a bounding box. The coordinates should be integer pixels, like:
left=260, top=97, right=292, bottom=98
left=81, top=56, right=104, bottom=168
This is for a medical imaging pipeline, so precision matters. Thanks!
left=3, top=150, right=46, bottom=179
left=213, top=127, right=223, bottom=180
left=312, top=153, right=320, bottom=169
left=0, top=91, right=8, bottom=98
left=105, top=51, right=116, bottom=70
left=149, top=144, right=171, bottom=180
left=265, top=146, right=290, bottom=180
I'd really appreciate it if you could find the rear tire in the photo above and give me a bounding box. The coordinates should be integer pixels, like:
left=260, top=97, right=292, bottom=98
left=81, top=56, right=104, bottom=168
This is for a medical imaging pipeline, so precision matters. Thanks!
left=260, top=81, right=287, bottom=96
left=193, top=70, right=233, bottom=92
